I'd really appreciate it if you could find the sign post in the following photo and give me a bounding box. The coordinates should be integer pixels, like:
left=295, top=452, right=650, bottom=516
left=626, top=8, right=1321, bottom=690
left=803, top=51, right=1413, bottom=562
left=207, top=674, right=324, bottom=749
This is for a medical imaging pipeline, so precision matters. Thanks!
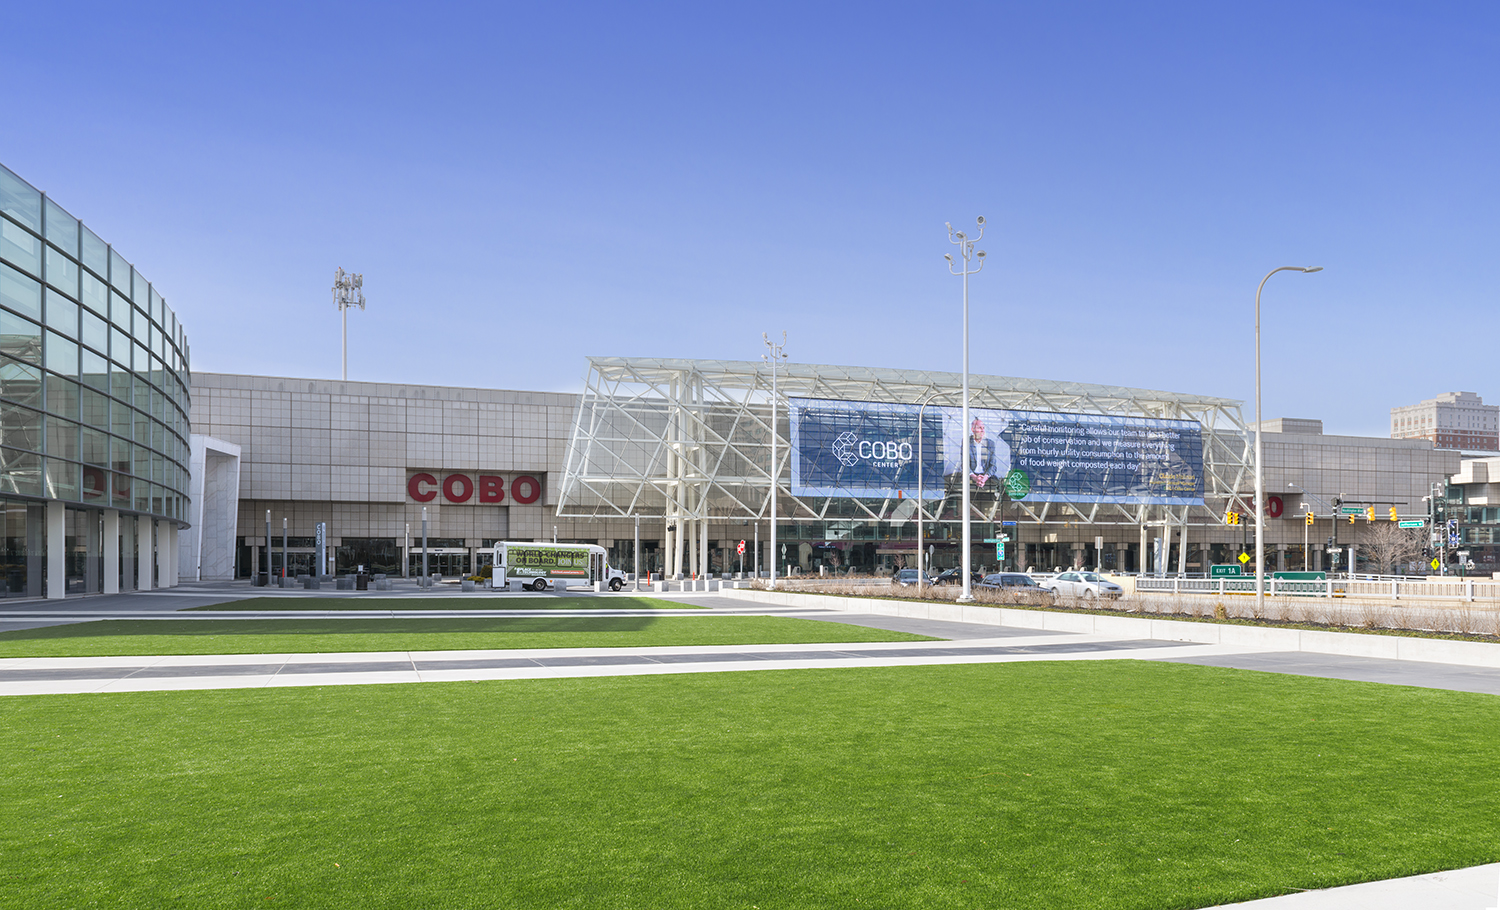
left=315, top=522, right=327, bottom=579
left=737, top=539, right=746, bottom=576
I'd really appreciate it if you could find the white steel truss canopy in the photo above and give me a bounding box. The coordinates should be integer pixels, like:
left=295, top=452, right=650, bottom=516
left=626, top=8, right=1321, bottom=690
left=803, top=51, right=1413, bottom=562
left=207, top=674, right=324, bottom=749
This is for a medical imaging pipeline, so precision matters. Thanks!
left=558, top=357, right=1253, bottom=527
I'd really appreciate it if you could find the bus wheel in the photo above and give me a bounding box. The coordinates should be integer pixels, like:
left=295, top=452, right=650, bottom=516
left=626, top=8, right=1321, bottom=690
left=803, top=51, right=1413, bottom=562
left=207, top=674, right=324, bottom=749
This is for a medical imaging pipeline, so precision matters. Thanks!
left=531, top=578, right=548, bottom=592
left=610, top=578, right=623, bottom=592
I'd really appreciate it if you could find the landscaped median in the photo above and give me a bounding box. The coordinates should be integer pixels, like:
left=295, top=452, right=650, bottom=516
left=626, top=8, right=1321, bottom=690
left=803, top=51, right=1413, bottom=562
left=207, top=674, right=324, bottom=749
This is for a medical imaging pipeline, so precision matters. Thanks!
left=726, top=587, right=1500, bottom=670
left=186, top=595, right=699, bottom=612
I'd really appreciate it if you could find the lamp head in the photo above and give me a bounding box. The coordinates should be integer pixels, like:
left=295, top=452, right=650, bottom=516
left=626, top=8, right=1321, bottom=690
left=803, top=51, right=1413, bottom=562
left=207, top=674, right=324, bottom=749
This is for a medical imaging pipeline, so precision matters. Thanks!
left=976, top=250, right=986, bottom=259
left=976, top=215, right=985, bottom=225
left=954, top=231, right=966, bottom=240
left=944, top=253, right=953, bottom=262
left=1302, top=266, right=1323, bottom=273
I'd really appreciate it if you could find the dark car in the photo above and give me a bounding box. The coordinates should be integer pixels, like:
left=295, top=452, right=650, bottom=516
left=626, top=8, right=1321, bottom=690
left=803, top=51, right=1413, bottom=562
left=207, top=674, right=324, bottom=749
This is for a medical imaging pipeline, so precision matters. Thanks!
left=975, top=572, right=1056, bottom=603
left=932, top=568, right=983, bottom=586
left=890, top=568, right=932, bottom=587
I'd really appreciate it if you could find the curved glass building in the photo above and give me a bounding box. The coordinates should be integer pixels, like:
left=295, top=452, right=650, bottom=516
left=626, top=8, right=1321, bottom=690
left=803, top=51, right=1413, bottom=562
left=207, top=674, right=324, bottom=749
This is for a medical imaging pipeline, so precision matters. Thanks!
left=0, top=162, right=190, bottom=598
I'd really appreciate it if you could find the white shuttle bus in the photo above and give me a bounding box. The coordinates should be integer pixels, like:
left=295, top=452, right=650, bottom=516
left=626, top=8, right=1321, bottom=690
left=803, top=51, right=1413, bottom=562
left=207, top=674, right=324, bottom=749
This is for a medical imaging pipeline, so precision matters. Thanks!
left=489, top=541, right=627, bottom=592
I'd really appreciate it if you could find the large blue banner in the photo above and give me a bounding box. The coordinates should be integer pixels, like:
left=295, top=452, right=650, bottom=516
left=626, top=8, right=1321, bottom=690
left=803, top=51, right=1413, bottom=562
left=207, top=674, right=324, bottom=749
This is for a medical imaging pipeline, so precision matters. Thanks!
left=788, top=397, right=1204, bottom=506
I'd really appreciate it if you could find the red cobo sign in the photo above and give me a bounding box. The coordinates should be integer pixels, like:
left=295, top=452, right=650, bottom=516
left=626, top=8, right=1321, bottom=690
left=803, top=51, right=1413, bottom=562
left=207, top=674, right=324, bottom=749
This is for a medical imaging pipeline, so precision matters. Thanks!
left=406, top=472, right=542, bottom=505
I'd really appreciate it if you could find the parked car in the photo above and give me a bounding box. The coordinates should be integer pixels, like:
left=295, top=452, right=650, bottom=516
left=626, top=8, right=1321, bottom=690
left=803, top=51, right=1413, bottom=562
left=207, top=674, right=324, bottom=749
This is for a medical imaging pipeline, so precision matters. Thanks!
left=975, top=572, right=1055, bottom=603
left=931, top=568, right=982, bottom=586
left=1038, top=571, right=1124, bottom=600
left=891, top=568, right=933, bottom=587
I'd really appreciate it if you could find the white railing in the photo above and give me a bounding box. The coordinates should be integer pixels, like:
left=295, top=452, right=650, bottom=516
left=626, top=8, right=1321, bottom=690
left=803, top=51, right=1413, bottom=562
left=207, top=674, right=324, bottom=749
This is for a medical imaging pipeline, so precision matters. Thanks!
left=1135, top=575, right=1500, bottom=602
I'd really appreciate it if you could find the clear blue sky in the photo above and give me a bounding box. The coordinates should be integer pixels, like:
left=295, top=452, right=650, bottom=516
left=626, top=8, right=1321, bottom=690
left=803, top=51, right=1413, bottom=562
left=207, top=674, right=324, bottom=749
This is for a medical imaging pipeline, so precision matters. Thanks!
left=5, top=1, right=1496, bottom=436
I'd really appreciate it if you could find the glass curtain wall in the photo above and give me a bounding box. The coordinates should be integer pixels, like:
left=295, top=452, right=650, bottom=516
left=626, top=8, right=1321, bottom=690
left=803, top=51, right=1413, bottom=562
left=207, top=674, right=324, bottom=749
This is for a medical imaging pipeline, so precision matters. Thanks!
left=0, top=163, right=191, bottom=596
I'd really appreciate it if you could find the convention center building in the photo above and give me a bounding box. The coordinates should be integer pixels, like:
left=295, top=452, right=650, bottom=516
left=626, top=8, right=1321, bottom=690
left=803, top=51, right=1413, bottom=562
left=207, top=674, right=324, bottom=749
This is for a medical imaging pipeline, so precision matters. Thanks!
left=189, top=358, right=1464, bottom=585
left=1, top=158, right=1482, bottom=598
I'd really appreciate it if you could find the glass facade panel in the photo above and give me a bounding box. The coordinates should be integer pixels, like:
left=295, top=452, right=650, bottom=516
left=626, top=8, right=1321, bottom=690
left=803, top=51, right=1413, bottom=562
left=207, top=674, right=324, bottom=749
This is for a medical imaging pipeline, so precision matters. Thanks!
left=0, top=166, right=41, bottom=231
left=134, top=411, right=150, bottom=448
left=0, top=498, right=40, bottom=596
left=46, top=375, right=80, bottom=420
left=110, top=327, right=130, bottom=368
left=111, top=395, right=132, bottom=436
left=0, top=308, right=41, bottom=364
left=1, top=404, right=42, bottom=452
left=82, top=465, right=107, bottom=503
left=0, top=449, right=42, bottom=497
left=81, top=426, right=108, bottom=466
left=112, top=471, right=131, bottom=507
left=108, top=248, right=130, bottom=295
left=47, top=459, right=80, bottom=502
left=0, top=262, right=41, bottom=320
left=81, top=310, right=107, bottom=353
left=48, top=417, right=80, bottom=461
left=80, top=227, right=107, bottom=276
left=44, top=290, right=78, bottom=337
left=1, top=217, right=41, bottom=277
left=0, top=356, right=42, bottom=409
left=43, top=198, right=78, bottom=257
left=81, top=348, right=108, bottom=391
left=82, top=272, right=108, bottom=316
left=46, top=331, right=78, bottom=378
left=45, top=247, right=79, bottom=298
left=80, top=385, right=108, bottom=428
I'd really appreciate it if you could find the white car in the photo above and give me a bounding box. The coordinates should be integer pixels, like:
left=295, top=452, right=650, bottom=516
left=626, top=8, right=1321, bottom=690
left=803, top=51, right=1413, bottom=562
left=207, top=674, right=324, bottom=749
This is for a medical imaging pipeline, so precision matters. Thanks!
left=1039, top=571, right=1124, bottom=600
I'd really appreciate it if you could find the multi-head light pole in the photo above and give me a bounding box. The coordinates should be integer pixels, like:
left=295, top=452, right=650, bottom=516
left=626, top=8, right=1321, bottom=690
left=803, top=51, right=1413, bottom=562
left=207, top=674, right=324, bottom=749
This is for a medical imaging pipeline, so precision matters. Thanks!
left=945, top=218, right=987, bottom=604
left=332, top=267, right=366, bottom=381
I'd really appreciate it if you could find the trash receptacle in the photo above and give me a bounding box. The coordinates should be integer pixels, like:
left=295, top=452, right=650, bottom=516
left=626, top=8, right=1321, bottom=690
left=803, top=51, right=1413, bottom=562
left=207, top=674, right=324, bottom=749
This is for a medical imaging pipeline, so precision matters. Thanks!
left=356, top=573, right=369, bottom=591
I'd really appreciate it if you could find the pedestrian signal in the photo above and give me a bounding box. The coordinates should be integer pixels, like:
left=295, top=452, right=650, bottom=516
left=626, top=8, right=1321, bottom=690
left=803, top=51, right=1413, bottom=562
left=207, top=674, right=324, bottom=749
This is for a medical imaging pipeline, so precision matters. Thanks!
left=1305, top=510, right=1314, bottom=526
left=1389, top=507, right=1398, bottom=521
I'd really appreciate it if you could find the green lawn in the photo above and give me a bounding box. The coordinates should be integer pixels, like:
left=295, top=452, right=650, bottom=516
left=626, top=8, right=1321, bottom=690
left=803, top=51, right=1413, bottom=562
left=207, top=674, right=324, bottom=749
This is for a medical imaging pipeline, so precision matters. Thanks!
left=2, top=661, right=1498, bottom=909
left=0, top=616, right=932, bottom=658
left=188, top=595, right=697, bottom=611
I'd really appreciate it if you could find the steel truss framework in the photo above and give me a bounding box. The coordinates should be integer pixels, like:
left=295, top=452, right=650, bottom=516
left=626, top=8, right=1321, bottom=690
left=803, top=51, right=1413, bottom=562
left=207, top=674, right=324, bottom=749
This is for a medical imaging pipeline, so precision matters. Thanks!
left=557, top=357, right=1253, bottom=530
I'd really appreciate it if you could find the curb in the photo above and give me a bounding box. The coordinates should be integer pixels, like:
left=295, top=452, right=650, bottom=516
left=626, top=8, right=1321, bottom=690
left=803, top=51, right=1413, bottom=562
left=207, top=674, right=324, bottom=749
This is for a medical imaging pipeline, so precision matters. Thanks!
left=722, top=588, right=1500, bottom=670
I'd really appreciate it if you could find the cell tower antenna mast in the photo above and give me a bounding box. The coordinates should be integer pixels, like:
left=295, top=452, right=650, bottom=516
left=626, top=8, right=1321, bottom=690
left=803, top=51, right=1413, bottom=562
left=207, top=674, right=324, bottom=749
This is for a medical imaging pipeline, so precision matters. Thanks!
left=332, top=267, right=365, bottom=381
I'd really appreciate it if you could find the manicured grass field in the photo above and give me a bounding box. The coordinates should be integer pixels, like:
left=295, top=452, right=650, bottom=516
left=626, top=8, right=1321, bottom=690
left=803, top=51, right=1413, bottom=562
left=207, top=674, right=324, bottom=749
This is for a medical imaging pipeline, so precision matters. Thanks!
left=0, top=616, right=931, bottom=658
left=189, top=595, right=696, bottom=611
left=3, top=661, right=1498, bottom=909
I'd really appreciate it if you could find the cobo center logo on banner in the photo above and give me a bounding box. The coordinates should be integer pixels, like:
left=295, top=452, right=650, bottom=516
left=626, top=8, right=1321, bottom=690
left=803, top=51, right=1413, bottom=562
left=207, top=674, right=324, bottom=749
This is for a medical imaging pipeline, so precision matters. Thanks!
left=406, top=472, right=542, bottom=505
left=831, top=431, right=913, bottom=468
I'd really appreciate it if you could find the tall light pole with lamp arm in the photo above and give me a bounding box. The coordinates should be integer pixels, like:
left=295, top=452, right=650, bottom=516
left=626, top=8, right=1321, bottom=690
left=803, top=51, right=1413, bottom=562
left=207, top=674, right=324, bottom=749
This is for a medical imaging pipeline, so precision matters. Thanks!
left=946, top=218, right=987, bottom=603
left=1255, top=266, right=1322, bottom=613
left=763, top=332, right=788, bottom=589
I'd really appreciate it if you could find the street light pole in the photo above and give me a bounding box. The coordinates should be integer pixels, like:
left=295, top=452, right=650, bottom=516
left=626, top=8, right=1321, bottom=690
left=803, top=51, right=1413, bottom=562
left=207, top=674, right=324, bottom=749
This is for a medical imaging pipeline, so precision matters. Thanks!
left=763, top=332, right=788, bottom=589
left=946, top=218, right=987, bottom=604
left=1255, top=266, right=1322, bottom=613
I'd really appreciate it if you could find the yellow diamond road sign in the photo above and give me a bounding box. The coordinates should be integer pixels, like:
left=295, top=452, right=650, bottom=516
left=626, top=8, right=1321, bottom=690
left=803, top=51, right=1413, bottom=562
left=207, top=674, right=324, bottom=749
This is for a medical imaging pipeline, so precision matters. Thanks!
left=1431, top=557, right=1441, bottom=571
left=1238, top=552, right=1250, bottom=565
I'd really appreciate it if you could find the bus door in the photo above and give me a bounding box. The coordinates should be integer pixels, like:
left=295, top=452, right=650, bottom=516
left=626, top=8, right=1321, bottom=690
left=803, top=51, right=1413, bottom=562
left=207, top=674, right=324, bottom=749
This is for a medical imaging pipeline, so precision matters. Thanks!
left=590, top=551, right=604, bottom=584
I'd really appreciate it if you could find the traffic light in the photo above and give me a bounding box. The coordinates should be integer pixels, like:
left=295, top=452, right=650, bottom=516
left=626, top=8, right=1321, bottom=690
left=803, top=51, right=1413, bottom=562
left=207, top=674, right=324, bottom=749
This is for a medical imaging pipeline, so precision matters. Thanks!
left=1422, top=547, right=1433, bottom=558
left=1349, top=513, right=1356, bottom=524
left=1366, top=506, right=1375, bottom=521
left=1389, top=507, right=1399, bottom=522
left=1305, top=509, right=1315, bottom=526
left=1224, top=510, right=1240, bottom=525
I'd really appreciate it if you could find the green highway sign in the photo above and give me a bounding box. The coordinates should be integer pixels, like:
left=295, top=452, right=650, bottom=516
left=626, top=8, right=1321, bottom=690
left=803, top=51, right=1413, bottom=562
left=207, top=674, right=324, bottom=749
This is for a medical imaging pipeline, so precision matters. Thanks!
left=1398, top=520, right=1425, bottom=529
left=1338, top=506, right=1364, bottom=515
left=1210, top=564, right=1243, bottom=577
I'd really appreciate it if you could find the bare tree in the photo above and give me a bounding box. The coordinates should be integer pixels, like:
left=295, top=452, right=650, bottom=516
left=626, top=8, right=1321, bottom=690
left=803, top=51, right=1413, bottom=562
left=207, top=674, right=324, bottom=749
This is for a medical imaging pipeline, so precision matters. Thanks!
left=1360, top=523, right=1423, bottom=576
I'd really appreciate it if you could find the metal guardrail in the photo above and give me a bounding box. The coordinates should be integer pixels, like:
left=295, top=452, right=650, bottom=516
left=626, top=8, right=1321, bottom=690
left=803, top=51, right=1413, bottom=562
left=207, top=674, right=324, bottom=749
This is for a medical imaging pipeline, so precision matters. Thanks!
left=1135, top=575, right=1500, bottom=602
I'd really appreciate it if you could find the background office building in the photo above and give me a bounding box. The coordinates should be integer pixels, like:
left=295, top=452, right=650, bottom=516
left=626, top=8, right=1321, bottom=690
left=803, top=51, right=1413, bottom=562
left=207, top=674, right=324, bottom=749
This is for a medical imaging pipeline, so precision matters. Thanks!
left=1391, top=391, right=1499, bottom=451
left=0, top=163, right=193, bottom=598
